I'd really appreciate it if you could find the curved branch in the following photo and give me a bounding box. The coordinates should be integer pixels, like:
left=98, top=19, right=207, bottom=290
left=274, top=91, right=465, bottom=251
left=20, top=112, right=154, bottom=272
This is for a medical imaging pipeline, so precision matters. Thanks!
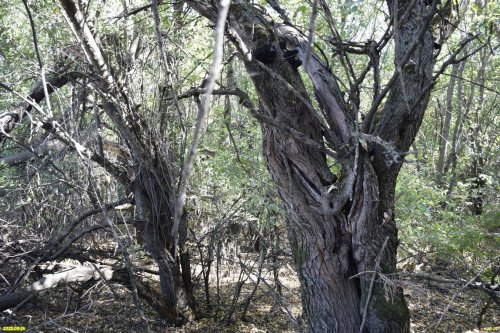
left=0, top=71, right=83, bottom=143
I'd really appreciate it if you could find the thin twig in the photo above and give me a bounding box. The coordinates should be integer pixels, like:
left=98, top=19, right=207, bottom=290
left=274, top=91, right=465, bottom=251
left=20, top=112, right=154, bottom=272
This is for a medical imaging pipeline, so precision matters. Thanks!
left=22, top=0, right=52, bottom=116
left=171, top=0, right=231, bottom=248
left=430, top=256, right=500, bottom=332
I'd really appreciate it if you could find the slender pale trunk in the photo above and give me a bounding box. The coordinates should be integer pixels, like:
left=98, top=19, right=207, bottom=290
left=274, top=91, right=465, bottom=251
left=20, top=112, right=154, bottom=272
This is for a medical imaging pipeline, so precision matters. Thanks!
left=436, top=64, right=458, bottom=185
left=446, top=61, right=466, bottom=199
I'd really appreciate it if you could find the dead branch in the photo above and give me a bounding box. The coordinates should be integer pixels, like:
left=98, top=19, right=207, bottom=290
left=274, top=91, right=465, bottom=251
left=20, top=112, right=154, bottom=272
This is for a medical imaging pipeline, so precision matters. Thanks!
left=0, top=72, right=83, bottom=143
left=0, top=263, right=176, bottom=322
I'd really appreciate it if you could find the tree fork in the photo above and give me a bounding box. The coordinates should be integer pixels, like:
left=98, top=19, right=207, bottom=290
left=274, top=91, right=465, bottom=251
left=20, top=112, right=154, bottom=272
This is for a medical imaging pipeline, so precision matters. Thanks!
left=184, top=0, right=439, bottom=331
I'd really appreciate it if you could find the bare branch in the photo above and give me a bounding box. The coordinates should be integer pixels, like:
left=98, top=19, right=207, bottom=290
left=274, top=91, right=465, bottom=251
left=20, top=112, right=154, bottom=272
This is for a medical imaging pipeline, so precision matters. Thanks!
left=171, top=0, right=231, bottom=247
left=22, top=0, right=52, bottom=116
left=0, top=71, right=82, bottom=143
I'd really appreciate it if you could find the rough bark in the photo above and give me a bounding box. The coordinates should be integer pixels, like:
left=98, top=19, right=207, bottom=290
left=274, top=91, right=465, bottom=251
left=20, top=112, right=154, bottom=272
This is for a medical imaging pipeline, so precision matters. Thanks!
left=366, top=2, right=435, bottom=330
left=186, top=0, right=436, bottom=331
left=256, top=69, right=361, bottom=331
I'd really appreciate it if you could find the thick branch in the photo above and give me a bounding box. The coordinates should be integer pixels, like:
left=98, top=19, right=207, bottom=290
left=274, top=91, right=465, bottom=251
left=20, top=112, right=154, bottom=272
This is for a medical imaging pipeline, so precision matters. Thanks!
left=59, top=0, right=119, bottom=94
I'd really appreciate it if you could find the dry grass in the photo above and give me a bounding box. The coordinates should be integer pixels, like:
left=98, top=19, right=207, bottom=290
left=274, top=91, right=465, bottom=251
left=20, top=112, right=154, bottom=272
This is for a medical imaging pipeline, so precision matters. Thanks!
left=2, top=255, right=498, bottom=332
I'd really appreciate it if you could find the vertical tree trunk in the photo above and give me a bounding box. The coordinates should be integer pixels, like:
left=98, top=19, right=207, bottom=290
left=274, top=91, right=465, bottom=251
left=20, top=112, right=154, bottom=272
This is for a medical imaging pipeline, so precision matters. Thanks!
left=251, top=57, right=412, bottom=331
left=133, top=168, right=196, bottom=323
left=446, top=61, right=466, bottom=199
left=436, top=64, right=458, bottom=185
left=466, top=50, right=491, bottom=215
left=259, top=99, right=362, bottom=332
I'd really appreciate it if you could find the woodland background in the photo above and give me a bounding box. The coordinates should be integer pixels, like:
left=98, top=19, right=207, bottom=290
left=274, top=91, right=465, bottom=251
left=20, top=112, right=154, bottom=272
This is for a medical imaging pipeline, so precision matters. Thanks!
left=0, top=0, right=498, bottom=332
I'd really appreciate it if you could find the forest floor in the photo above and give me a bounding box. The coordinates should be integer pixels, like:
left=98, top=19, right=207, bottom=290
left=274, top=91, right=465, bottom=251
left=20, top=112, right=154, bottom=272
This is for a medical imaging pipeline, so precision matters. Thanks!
left=3, top=254, right=499, bottom=333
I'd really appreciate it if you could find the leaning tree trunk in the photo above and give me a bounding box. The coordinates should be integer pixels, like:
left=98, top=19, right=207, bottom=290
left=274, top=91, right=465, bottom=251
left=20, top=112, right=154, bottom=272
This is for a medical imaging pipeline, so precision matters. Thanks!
left=188, top=0, right=435, bottom=331
left=59, top=0, right=197, bottom=324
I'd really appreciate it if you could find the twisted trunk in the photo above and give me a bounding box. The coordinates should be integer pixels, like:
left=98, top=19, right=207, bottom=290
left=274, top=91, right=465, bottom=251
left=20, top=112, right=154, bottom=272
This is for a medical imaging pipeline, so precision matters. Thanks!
left=188, top=0, right=436, bottom=330
left=254, top=60, right=410, bottom=332
left=133, top=166, right=197, bottom=324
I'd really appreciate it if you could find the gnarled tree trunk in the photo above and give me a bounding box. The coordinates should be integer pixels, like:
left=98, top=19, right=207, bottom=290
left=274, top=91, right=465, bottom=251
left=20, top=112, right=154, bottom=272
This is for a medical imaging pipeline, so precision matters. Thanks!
left=133, top=166, right=197, bottom=323
left=58, top=0, right=197, bottom=324
left=188, top=0, right=436, bottom=331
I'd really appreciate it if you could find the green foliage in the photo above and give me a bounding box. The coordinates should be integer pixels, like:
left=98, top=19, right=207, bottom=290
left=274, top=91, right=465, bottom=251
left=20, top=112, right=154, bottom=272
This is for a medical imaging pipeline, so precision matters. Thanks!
left=0, top=0, right=498, bottom=329
left=396, top=166, right=499, bottom=264
left=190, top=94, right=282, bottom=235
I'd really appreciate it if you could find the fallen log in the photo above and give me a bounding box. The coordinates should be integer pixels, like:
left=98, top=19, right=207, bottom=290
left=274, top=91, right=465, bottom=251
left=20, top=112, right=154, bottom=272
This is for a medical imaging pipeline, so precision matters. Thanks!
left=0, top=264, right=176, bottom=322
left=0, top=264, right=117, bottom=311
